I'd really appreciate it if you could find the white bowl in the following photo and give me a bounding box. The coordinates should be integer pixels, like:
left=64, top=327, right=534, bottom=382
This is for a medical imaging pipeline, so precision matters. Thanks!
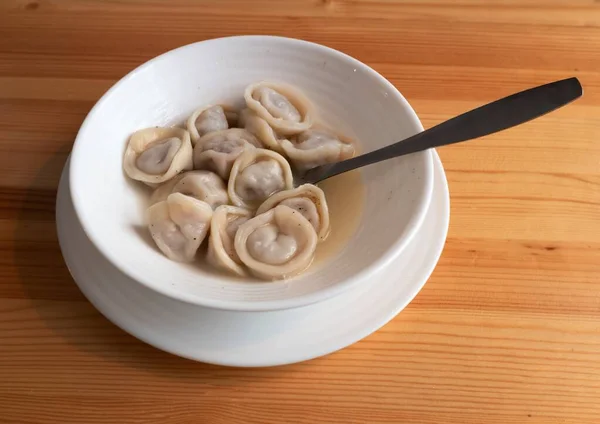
left=69, top=36, right=434, bottom=312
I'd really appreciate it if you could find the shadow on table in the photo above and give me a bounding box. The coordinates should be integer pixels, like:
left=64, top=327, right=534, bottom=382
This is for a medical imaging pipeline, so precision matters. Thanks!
left=13, top=146, right=290, bottom=383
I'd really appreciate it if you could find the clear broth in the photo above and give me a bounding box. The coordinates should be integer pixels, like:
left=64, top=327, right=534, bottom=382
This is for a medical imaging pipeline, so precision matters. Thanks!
left=313, top=169, right=365, bottom=266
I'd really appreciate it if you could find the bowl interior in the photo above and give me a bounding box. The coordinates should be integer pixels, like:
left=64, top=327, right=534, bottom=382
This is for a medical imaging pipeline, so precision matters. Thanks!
left=70, top=36, right=433, bottom=311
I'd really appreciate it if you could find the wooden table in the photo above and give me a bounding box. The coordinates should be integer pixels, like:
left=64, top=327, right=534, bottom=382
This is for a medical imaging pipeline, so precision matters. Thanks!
left=1, top=1, right=600, bottom=423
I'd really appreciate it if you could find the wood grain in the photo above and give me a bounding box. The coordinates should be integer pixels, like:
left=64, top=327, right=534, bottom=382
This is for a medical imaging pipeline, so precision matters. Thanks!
left=1, top=1, right=600, bottom=423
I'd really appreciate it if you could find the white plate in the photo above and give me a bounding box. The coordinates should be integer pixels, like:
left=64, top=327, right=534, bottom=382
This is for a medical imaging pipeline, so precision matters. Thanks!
left=57, top=151, right=449, bottom=367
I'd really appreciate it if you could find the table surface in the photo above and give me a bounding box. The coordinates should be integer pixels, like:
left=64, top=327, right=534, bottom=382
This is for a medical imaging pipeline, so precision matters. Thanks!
left=1, top=1, right=600, bottom=423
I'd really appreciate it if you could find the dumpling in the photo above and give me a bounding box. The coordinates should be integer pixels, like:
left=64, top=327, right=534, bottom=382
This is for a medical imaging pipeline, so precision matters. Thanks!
left=146, top=193, right=213, bottom=262
left=244, top=82, right=314, bottom=135
left=123, top=127, right=193, bottom=185
left=206, top=205, right=253, bottom=277
left=256, top=184, right=330, bottom=241
left=150, top=170, right=229, bottom=209
left=280, top=127, right=355, bottom=171
left=193, top=128, right=262, bottom=179
left=228, top=148, right=294, bottom=209
left=187, top=105, right=229, bottom=144
left=235, top=205, right=317, bottom=280
left=238, top=108, right=287, bottom=154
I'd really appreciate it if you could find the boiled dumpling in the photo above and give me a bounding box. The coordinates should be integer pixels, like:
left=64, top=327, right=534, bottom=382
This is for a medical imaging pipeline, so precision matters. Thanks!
left=244, top=82, right=314, bottom=135
left=234, top=205, right=318, bottom=280
left=146, top=193, right=213, bottom=262
left=238, top=108, right=287, bottom=154
left=256, top=184, right=330, bottom=241
left=206, top=205, right=253, bottom=277
left=228, top=148, right=294, bottom=209
left=150, top=170, right=229, bottom=209
left=123, top=127, right=193, bottom=185
left=187, top=105, right=229, bottom=144
left=280, top=127, right=355, bottom=171
left=193, top=128, right=262, bottom=179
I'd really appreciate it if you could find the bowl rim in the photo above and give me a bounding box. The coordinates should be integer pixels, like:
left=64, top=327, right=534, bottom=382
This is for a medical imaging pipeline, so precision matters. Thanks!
left=69, top=35, right=434, bottom=312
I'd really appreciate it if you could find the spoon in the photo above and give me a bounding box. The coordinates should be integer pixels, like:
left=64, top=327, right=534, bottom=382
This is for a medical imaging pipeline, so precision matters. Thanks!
left=295, top=77, right=583, bottom=186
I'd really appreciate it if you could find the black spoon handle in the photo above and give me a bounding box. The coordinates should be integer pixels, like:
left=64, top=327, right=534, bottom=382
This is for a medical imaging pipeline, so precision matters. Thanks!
left=301, top=77, right=583, bottom=184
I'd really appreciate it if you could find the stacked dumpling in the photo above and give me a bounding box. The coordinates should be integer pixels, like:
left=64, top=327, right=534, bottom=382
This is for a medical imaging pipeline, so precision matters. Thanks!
left=123, top=81, right=355, bottom=280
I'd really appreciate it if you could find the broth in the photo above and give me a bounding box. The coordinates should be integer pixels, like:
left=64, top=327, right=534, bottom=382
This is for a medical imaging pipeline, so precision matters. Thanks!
left=313, top=169, right=365, bottom=265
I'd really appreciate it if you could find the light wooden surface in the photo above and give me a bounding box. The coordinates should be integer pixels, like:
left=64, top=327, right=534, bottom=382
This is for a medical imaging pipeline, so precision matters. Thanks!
left=1, top=1, right=600, bottom=423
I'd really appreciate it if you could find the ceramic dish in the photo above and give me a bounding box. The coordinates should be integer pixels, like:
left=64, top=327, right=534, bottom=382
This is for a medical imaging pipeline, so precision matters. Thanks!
left=68, top=36, right=434, bottom=311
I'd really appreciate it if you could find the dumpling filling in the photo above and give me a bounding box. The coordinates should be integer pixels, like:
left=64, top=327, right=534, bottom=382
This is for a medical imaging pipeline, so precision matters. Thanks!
left=228, top=148, right=294, bottom=209
left=256, top=87, right=301, bottom=122
left=247, top=224, right=298, bottom=265
left=193, top=129, right=261, bottom=179
left=244, top=82, right=313, bottom=135
left=235, top=160, right=285, bottom=203
left=123, top=127, right=192, bottom=185
left=234, top=205, right=318, bottom=279
left=187, top=105, right=230, bottom=144
left=195, top=105, right=228, bottom=136
left=135, top=137, right=182, bottom=175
